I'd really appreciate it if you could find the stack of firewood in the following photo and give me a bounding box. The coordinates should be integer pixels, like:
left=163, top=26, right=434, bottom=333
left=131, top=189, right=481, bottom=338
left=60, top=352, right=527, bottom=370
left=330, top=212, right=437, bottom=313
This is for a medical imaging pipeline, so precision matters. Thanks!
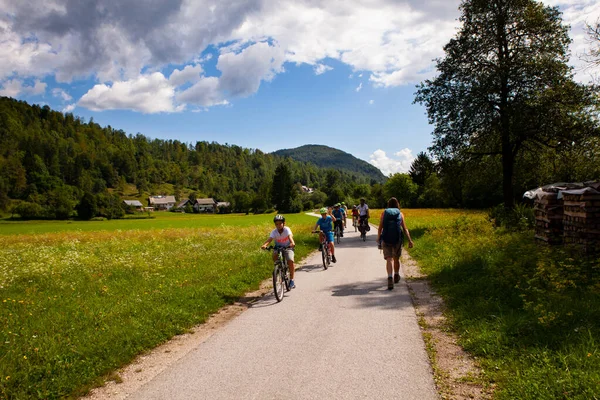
left=562, top=187, right=600, bottom=253
left=534, top=191, right=563, bottom=244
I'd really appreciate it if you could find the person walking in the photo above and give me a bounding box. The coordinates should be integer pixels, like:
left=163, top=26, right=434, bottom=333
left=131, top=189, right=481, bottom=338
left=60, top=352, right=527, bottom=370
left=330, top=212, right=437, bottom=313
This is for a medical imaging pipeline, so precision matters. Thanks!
left=376, top=197, right=413, bottom=290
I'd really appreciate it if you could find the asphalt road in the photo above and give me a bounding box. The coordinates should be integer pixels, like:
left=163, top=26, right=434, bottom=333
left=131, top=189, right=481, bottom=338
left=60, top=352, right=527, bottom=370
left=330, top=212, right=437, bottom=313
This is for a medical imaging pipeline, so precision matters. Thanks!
left=128, top=225, right=438, bottom=400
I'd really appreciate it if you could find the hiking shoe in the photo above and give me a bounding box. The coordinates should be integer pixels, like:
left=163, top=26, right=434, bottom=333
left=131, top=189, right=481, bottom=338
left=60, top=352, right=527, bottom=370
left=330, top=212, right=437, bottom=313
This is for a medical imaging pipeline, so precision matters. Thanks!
left=394, top=274, right=401, bottom=284
left=387, top=277, right=394, bottom=290
left=332, top=255, right=337, bottom=263
left=289, top=280, right=296, bottom=289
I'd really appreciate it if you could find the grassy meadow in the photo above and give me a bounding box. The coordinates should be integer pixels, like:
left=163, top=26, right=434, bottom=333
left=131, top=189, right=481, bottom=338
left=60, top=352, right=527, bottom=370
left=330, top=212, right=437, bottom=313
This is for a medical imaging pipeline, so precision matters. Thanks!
left=0, top=212, right=317, bottom=399
left=2, top=209, right=599, bottom=399
left=372, top=208, right=600, bottom=399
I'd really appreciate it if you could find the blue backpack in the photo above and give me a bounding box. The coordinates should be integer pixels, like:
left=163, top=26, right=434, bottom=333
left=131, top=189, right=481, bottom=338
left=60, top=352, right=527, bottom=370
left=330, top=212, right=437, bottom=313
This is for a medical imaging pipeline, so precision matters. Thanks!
left=381, top=208, right=402, bottom=245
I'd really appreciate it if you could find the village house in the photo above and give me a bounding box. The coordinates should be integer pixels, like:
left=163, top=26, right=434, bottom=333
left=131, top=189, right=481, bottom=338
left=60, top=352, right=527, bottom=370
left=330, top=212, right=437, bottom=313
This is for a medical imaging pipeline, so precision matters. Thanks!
left=177, top=198, right=218, bottom=213
left=123, top=200, right=144, bottom=212
left=148, top=195, right=177, bottom=211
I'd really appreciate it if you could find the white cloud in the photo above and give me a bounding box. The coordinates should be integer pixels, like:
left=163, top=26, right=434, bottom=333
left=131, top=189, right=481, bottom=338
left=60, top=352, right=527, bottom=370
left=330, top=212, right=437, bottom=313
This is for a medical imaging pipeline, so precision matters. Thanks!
left=2, top=0, right=598, bottom=111
left=52, top=88, right=72, bottom=101
left=355, top=82, right=363, bottom=92
left=176, top=76, right=228, bottom=107
left=314, top=63, right=333, bottom=75
left=217, top=41, right=285, bottom=97
left=0, top=78, right=46, bottom=97
left=369, top=99, right=374, bottom=105
left=369, top=148, right=415, bottom=175
left=62, top=103, right=76, bottom=113
left=78, top=72, right=181, bottom=113
left=169, top=64, right=204, bottom=87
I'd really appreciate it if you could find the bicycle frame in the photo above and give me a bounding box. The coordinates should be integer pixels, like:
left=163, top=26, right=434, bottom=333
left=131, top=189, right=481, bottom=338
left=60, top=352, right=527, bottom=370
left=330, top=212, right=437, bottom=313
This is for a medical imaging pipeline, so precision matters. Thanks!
left=265, top=246, right=291, bottom=302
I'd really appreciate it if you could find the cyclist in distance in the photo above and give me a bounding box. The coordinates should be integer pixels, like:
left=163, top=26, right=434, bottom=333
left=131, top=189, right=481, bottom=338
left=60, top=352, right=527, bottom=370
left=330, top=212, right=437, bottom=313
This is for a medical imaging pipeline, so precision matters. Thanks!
left=332, top=203, right=345, bottom=237
left=261, top=214, right=297, bottom=288
left=351, top=205, right=359, bottom=228
left=358, top=198, right=370, bottom=231
left=341, top=202, right=348, bottom=228
left=313, top=207, right=337, bottom=263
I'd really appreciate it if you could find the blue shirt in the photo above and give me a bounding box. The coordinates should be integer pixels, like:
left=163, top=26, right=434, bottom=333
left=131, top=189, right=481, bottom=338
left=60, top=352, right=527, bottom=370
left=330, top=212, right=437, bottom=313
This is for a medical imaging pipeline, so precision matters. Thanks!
left=332, top=208, right=345, bottom=219
left=316, top=216, right=333, bottom=232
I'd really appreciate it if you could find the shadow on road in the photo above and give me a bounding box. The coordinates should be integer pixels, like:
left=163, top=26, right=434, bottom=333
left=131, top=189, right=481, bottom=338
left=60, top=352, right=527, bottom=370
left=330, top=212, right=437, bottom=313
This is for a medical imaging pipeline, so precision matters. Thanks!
left=328, top=278, right=413, bottom=310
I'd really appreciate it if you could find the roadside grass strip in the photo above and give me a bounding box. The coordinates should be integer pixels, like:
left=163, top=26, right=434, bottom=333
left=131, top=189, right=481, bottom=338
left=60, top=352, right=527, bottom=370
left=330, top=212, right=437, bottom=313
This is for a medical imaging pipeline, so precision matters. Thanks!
left=0, top=215, right=316, bottom=399
left=399, top=210, right=600, bottom=399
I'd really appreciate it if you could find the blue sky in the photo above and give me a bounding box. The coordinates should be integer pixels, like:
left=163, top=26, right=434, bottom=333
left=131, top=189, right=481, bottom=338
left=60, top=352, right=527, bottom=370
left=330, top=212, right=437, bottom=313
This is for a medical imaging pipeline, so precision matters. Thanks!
left=1, top=0, right=598, bottom=175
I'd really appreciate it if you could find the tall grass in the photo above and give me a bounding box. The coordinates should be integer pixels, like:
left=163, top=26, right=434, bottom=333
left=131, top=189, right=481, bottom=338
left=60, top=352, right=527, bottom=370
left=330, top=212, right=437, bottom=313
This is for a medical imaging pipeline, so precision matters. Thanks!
left=397, top=209, right=600, bottom=399
left=0, top=213, right=317, bottom=399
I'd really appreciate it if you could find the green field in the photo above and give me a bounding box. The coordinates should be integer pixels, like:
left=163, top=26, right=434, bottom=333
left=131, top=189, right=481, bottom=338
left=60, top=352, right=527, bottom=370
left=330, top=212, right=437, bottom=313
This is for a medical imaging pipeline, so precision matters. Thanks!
left=0, top=212, right=287, bottom=236
left=0, top=212, right=317, bottom=399
left=2, top=209, right=599, bottom=399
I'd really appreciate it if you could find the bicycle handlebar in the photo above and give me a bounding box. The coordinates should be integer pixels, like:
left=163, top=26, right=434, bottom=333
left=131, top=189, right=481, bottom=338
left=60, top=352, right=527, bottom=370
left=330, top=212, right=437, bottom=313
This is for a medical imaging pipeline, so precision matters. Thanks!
left=263, top=245, right=294, bottom=251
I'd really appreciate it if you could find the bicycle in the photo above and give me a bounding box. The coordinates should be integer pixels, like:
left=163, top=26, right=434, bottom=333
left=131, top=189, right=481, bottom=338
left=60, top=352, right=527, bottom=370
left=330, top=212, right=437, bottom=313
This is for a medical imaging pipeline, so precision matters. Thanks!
left=334, top=222, right=342, bottom=244
left=264, top=245, right=292, bottom=302
left=359, top=217, right=369, bottom=241
left=313, top=231, right=331, bottom=269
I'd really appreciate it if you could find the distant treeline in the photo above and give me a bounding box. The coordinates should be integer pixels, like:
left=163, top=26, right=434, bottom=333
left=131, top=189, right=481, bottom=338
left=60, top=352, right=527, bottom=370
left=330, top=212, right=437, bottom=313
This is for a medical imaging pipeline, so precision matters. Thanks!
left=0, top=97, right=377, bottom=219
left=1, top=96, right=598, bottom=220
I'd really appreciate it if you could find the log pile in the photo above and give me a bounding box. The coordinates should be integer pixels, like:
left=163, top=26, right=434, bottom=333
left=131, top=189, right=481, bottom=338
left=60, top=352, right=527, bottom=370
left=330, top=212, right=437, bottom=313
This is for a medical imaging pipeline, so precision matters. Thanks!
left=534, top=192, right=563, bottom=244
left=562, top=187, right=600, bottom=253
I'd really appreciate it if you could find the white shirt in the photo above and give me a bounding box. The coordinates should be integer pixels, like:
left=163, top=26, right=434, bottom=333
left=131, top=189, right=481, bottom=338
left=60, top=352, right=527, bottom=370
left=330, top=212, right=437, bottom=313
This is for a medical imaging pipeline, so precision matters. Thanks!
left=270, top=227, right=293, bottom=247
left=358, top=204, right=369, bottom=217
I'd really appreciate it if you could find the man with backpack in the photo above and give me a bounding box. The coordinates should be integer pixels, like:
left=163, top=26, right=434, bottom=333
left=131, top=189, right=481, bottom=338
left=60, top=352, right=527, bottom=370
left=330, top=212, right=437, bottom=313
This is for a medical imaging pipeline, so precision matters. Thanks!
left=377, top=197, right=414, bottom=290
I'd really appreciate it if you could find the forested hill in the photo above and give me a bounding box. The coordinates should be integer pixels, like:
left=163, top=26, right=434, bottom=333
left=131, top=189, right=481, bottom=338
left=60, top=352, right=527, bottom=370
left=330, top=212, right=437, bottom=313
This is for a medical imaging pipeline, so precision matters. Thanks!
left=273, top=145, right=386, bottom=183
left=0, top=97, right=375, bottom=217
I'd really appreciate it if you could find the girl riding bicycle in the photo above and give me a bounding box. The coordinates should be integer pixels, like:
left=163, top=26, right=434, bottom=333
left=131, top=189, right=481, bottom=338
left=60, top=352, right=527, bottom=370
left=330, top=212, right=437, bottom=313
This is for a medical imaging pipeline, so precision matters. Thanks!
left=261, top=214, right=296, bottom=288
left=313, top=207, right=337, bottom=263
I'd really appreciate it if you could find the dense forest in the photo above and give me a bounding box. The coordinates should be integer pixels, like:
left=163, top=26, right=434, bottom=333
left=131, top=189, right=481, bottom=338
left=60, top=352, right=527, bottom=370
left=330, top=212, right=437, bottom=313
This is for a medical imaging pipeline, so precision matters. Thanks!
left=0, top=97, right=380, bottom=219
left=1, top=92, right=599, bottom=220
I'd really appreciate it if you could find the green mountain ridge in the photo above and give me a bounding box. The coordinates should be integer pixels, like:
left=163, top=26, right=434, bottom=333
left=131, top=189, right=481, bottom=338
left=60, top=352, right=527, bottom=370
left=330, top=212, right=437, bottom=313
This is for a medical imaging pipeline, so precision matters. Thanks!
left=272, top=144, right=386, bottom=183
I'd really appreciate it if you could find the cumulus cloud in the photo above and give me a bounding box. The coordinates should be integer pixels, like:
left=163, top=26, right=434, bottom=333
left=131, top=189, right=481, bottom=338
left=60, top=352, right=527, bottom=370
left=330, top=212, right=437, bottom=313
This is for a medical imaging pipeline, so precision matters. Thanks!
left=369, top=99, right=374, bottom=105
left=0, top=79, right=46, bottom=97
left=62, top=104, right=76, bottom=113
left=52, top=88, right=72, bottom=101
left=169, top=64, right=204, bottom=87
left=314, top=64, right=333, bottom=75
left=79, top=72, right=181, bottom=113
left=176, top=76, right=228, bottom=107
left=355, top=82, right=363, bottom=92
left=217, top=41, right=285, bottom=97
left=1, top=0, right=598, bottom=112
left=369, top=148, right=415, bottom=175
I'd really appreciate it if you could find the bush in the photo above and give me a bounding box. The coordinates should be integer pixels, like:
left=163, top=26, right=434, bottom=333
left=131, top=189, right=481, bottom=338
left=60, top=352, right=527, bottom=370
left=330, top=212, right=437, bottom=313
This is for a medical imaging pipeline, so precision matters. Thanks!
left=11, top=201, right=45, bottom=219
left=488, top=203, right=534, bottom=231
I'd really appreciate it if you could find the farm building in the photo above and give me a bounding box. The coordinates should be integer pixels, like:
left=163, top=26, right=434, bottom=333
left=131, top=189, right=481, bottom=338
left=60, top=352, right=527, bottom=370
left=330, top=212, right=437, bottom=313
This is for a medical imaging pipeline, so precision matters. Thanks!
left=148, top=195, right=177, bottom=211
left=123, top=200, right=143, bottom=211
left=177, top=198, right=218, bottom=212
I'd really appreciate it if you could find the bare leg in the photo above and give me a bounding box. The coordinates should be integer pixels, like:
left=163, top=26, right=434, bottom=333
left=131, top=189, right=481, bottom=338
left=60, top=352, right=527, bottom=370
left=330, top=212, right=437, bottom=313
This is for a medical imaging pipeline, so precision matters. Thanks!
left=385, top=257, right=393, bottom=276
left=393, top=258, right=400, bottom=274
left=288, top=261, right=295, bottom=279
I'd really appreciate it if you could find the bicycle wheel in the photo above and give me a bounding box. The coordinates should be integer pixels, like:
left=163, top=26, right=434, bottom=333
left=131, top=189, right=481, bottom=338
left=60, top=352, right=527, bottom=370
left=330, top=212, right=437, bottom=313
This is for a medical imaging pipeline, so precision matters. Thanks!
left=354, top=220, right=357, bottom=232
left=273, top=262, right=285, bottom=302
left=321, top=246, right=328, bottom=269
left=284, top=265, right=291, bottom=292
left=335, top=226, right=340, bottom=244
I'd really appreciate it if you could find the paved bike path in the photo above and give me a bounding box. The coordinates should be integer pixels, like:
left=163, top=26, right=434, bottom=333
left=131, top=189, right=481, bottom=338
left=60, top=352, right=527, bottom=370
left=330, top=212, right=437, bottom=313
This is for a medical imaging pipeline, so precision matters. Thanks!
left=128, top=227, right=438, bottom=399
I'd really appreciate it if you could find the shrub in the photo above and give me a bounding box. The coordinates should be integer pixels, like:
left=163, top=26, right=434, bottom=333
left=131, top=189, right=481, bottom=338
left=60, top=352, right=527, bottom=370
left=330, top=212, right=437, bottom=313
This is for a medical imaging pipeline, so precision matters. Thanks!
left=488, top=203, right=534, bottom=230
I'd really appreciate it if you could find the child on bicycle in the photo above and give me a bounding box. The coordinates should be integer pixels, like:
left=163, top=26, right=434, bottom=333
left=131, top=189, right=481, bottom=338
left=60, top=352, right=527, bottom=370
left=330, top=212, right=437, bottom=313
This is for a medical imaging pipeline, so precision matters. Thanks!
left=332, top=203, right=345, bottom=237
left=261, top=214, right=297, bottom=288
left=313, top=207, right=337, bottom=263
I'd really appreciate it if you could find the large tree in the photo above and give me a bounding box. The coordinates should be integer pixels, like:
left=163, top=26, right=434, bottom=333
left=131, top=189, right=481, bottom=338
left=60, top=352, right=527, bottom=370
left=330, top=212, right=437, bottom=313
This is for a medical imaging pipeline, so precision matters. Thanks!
left=415, top=0, right=599, bottom=208
left=271, top=162, right=296, bottom=213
